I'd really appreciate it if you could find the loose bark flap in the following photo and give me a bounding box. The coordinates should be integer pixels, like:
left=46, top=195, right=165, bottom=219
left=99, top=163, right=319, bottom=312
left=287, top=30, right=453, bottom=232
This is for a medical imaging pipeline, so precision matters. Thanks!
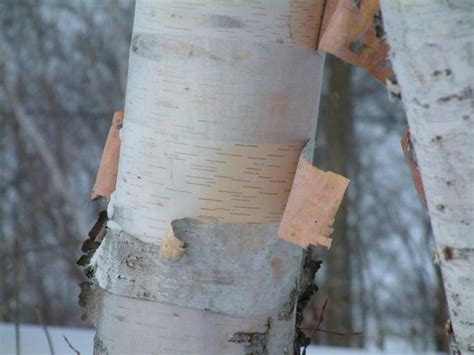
left=278, top=142, right=350, bottom=248
left=91, top=111, right=123, bottom=201
left=159, top=225, right=187, bottom=261
left=318, top=0, right=392, bottom=82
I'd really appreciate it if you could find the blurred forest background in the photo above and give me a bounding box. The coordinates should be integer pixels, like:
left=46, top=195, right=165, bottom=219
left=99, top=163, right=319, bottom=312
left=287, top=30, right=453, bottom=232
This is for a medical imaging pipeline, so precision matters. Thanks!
left=0, top=0, right=448, bottom=353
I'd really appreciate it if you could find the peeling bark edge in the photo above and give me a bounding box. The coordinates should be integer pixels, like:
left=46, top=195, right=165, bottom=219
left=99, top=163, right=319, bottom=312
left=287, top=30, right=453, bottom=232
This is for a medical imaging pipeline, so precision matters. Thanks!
left=77, top=211, right=109, bottom=326
left=91, top=111, right=123, bottom=201
left=278, top=139, right=350, bottom=249
left=294, top=248, right=322, bottom=353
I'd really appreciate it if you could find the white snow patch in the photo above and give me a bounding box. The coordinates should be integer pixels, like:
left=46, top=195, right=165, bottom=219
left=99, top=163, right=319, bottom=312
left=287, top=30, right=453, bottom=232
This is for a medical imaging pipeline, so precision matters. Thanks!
left=0, top=323, right=445, bottom=355
left=304, top=347, right=444, bottom=355
left=0, top=322, right=94, bottom=355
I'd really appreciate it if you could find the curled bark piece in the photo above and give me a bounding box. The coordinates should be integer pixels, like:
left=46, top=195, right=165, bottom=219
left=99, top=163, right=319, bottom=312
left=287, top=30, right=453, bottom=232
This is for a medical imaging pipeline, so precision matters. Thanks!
left=159, top=225, right=187, bottom=261
left=401, top=128, right=426, bottom=206
left=91, top=111, right=123, bottom=201
left=278, top=141, right=350, bottom=248
left=319, top=0, right=392, bottom=82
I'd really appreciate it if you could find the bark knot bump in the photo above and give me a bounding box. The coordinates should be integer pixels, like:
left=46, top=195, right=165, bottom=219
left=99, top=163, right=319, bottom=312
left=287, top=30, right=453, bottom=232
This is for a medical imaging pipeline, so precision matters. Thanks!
left=443, top=245, right=454, bottom=261
left=159, top=224, right=188, bottom=261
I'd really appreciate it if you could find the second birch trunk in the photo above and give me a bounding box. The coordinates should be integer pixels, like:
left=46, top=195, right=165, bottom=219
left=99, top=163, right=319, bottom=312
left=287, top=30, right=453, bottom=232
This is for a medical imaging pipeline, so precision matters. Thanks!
left=381, top=1, right=474, bottom=352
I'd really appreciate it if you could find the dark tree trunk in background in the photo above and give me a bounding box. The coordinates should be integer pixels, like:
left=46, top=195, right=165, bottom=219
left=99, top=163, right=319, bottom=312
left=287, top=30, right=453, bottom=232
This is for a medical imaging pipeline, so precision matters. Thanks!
left=317, top=56, right=354, bottom=347
left=434, top=269, right=449, bottom=353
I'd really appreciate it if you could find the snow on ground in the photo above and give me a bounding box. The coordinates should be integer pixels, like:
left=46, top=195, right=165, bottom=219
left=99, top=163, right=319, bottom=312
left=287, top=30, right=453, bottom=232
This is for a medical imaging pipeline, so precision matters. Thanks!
left=0, top=323, right=93, bottom=355
left=0, top=323, right=444, bottom=355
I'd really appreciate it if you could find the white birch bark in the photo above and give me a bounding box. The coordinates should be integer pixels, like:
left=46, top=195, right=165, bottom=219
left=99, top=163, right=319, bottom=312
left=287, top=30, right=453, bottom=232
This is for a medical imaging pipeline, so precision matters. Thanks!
left=91, top=0, right=325, bottom=353
left=381, top=1, right=474, bottom=352
left=111, top=0, right=325, bottom=244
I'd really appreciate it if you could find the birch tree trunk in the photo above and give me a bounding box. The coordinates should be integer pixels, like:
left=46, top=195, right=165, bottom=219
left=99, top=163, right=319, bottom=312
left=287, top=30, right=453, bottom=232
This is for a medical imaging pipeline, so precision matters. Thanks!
left=90, top=0, right=325, bottom=353
left=381, top=1, right=474, bottom=353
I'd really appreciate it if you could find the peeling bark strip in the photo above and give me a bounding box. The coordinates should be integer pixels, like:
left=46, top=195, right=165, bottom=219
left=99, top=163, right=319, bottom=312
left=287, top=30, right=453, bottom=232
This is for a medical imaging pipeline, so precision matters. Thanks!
left=381, top=1, right=474, bottom=352
left=91, top=111, right=123, bottom=201
left=318, top=0, right=392, bottom=82
left=278, top=142, right=350, bottom=248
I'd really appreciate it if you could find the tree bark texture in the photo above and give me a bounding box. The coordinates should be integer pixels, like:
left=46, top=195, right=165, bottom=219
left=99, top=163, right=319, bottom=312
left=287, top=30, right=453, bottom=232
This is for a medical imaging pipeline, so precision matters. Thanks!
left=381, top=1, right=474, bottom=352
left=92, top=0, right=325, bottom=353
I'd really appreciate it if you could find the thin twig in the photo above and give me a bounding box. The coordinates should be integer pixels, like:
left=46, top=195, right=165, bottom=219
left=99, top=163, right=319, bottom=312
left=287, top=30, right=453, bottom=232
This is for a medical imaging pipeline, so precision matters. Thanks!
left=34, top=306, right=55, bottom=355
left=303, top=297, right=328, bottom=354
left=63, top=335, right=80, bottom=355
left=298, top=327, right=363, bottom=337
left=300, top=297, right=362, bottom=354
left=312, top=297, right=328, bottom=339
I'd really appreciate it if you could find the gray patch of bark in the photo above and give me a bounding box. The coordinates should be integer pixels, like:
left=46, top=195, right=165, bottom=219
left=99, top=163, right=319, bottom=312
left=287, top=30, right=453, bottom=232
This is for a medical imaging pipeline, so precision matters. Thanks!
left=93, top=218, right=303, bottom=318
